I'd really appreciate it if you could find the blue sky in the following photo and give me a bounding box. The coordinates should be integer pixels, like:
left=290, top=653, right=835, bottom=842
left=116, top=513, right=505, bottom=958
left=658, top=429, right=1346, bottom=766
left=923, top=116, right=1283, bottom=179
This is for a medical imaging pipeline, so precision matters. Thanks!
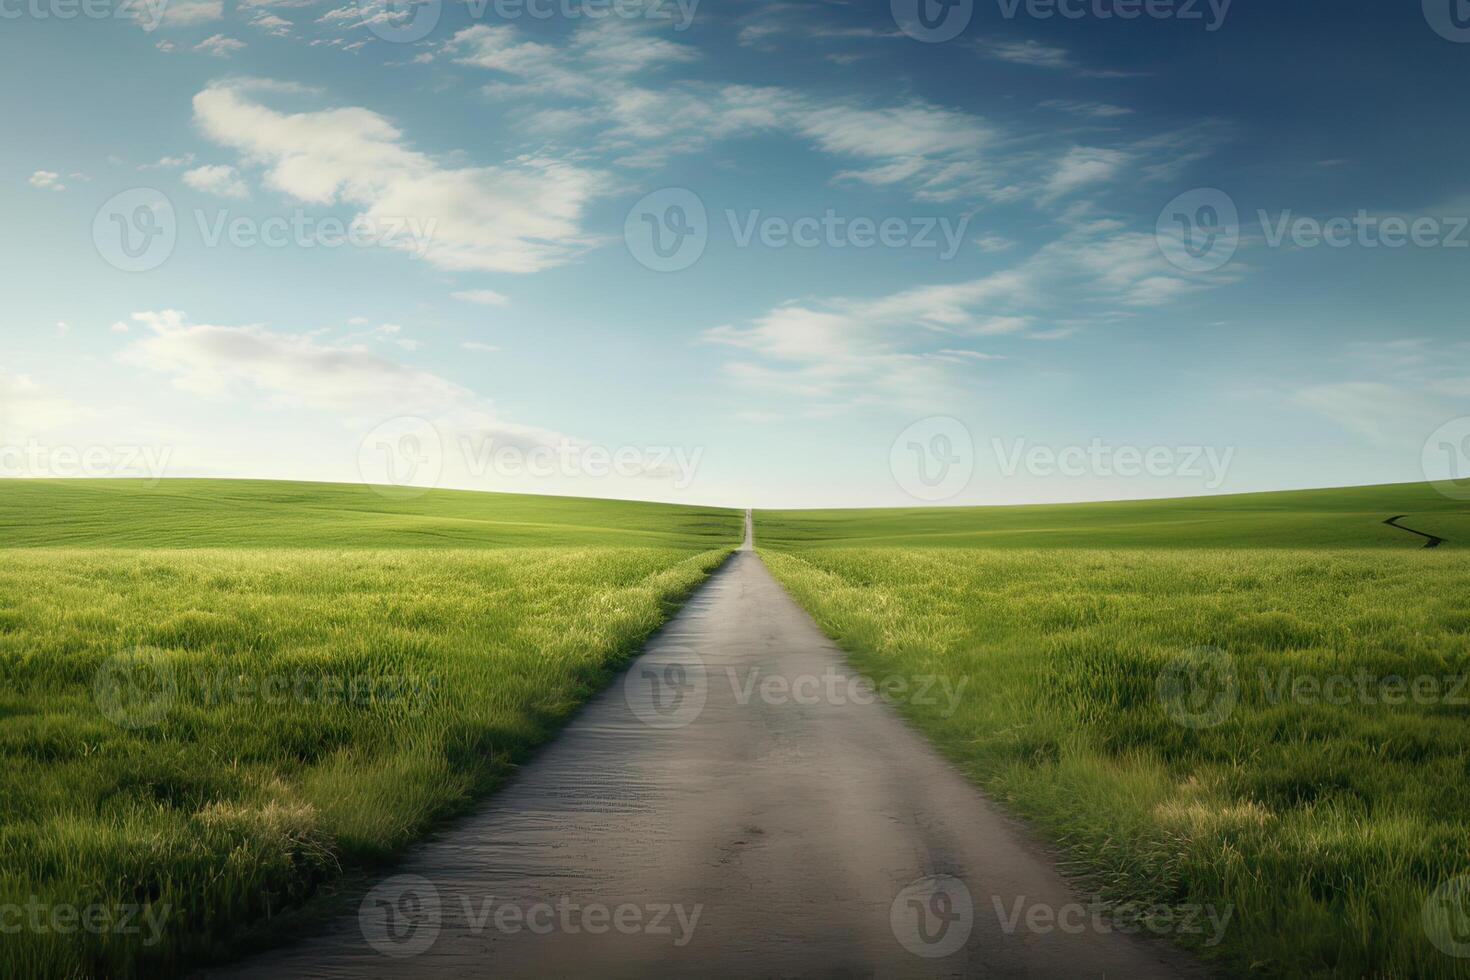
left=2, top=0, right=1468, bottom=507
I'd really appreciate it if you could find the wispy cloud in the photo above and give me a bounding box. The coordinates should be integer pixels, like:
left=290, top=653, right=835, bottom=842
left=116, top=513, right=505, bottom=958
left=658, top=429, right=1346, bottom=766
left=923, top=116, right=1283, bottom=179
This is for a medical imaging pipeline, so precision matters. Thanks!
left=978, top=39, right=1142, bottom=77
left=452, top=289, right=509, bottom=306
left=704, top=219, right=1238, bottom=411
left=192, top=78, right=606, bottom=273
left=28, top=170, right=65, bottom=192
left=183, top=164, right=250, bottom=198
left=195, top=34, right=246, bottom=57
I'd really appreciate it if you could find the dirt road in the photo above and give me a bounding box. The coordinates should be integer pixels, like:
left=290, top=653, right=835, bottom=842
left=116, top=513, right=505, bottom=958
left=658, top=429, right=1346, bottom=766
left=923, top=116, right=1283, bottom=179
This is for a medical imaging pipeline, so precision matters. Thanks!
left=214, top=513, right=1201, bottom=977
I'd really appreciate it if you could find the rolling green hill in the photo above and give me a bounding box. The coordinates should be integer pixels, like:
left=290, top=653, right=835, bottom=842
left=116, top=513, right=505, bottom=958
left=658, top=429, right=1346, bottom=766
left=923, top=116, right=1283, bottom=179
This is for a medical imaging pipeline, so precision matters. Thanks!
left=757, top=482, right=1468, bottom=550
left=0, top=479, right=739, bottom=550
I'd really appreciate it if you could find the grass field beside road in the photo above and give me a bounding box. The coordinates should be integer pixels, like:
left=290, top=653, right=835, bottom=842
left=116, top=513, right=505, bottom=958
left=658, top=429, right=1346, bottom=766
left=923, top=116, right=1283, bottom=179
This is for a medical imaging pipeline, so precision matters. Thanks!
left=757, top=484, right=1470, bottom=977
left=0, top=480, right=740, bottom=977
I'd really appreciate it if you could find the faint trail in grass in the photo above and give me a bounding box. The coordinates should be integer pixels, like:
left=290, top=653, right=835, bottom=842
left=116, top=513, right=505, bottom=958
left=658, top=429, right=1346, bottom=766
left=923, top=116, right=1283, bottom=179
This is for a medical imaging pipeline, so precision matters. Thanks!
left=1383, top=515, right=1446, bottom=549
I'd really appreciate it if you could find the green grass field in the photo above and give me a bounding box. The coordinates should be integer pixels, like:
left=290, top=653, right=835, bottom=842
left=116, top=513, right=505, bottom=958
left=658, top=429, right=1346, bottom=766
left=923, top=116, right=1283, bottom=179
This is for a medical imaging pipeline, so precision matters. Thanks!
left=7, top=478, right=1469, bottom=976
left=0, top=480, right=740, bottom=977
left=757, top=483, right=1470, bottom=977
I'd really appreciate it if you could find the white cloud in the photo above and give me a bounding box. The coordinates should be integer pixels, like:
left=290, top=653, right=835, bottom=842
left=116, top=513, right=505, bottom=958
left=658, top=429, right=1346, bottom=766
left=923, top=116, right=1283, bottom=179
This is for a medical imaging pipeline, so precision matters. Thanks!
left=1041, top=100, right=1135, bottom=119
left=183, top=163, right=250, bottom=198
left=983, top=39, right=1073, bottom=69
left=451, top=289, right=509, bottom=306
left=138, top=0, right=222, bottom=28
left=192, top=79, right=604, bottom=273
left=433, top=21, right=1203, bottom=208
left=978, top=39, right=1137, bottom=78
left=249, top=12, right=293, bottom=35
left=28, top=171, right=65, bottom=191
left=141, top=153, right=196, bottom=170
left=462, top=341, right=499, bottom=352
left=118, top=310, right=456, bottom=408
left=1044, top=147, right=1131, bottom=201
left=195, top=34, right=246, bottom=57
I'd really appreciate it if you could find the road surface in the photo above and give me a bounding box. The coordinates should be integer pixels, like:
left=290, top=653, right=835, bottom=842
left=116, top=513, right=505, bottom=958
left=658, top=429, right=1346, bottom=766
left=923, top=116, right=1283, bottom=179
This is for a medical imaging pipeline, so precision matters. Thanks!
left=213, top=511, right=1202, bottom=978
